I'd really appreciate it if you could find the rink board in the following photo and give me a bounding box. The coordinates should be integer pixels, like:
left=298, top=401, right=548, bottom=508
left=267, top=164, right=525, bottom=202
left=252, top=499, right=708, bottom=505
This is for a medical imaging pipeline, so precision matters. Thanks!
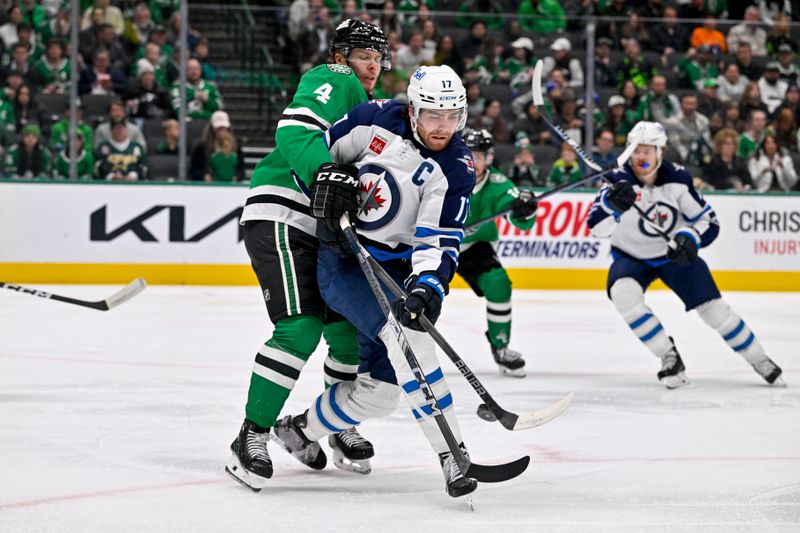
left=0, top=181, right=798, bottom=290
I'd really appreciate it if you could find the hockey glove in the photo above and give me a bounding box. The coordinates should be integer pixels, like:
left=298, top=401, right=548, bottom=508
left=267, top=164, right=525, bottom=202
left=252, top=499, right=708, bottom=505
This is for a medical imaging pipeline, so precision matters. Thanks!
left=605, top=180, right=636, bottom=214
left=510, top=190, right=538, bottom=220
left=667, top=233, right=699, bottom=266
left=391, top=274, right=444, bottom=331
left=311, top=162, right=361, bottom=234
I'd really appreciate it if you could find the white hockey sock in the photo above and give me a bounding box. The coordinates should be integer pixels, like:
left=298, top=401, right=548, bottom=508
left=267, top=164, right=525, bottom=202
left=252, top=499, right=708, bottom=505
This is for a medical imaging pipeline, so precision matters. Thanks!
left=379, top=324, right=463, bottom=454
left=323, top=354, right=358, bottom=388
left=610, top=278, right=673, bottom=357
left=302, top=374, right=400, bottom=442
left=695, top=298, right=766, bottom=364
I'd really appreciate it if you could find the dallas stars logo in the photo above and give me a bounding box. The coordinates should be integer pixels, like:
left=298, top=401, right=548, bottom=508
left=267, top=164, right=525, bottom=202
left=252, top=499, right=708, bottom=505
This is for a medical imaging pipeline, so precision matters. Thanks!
left=359, top=174, right=387, bottom=214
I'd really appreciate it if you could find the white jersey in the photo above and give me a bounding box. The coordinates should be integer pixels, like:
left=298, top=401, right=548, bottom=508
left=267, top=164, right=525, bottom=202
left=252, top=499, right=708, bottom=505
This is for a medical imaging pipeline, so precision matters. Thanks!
left=587, top=160, right=720, bottom=261
left=325, top=100, right=475, bottom=284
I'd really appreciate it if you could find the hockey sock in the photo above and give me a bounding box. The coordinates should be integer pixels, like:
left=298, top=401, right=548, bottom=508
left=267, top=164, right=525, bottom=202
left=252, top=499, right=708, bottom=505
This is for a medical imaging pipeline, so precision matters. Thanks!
left=695, top=298, right=767, bottom=364
left=610, top=278, right=673, bottom=357
left=379, top=325, right=463, bottom=454
left=478, top=267, right=513, bottom=348
left=321, top=319, right=360, bottom=389
left=245, top=314, right=323, bottom=429
left=302, top=375, right=400, bottom=442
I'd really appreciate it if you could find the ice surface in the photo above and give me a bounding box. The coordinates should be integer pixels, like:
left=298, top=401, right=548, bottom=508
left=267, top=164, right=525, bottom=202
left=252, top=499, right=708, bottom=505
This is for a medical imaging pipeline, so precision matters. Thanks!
left=1, top=286, right=798, bottom=532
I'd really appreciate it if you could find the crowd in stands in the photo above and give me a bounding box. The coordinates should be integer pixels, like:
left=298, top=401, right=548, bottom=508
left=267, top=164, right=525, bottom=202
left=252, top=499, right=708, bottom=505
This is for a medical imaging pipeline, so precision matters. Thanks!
left=0, top=0, right=244, bottom=182
left=284, top=0, right=800, bottom=192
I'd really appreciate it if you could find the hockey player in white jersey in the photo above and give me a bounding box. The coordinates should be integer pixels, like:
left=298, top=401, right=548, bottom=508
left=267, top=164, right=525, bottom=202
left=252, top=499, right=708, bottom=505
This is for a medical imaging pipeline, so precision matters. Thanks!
left=268, top=65, right=479, bottom=498
left=587, top=121, right=784, bottom=389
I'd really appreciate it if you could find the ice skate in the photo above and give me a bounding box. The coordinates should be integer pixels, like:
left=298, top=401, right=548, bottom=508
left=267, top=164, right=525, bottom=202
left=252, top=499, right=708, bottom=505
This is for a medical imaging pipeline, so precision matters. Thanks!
left=328, top=427, right=374, bottom=474
left=271, top=413, right=327, bottom=470
left=658, top=345, right=690, bottom=389
left=439, top=444, right=478, bottom=500
left=225, top=420, right=273, bottom=492
left=491, top=345, right=526, bottom=377
left=752, top=356, right=785, bottom=387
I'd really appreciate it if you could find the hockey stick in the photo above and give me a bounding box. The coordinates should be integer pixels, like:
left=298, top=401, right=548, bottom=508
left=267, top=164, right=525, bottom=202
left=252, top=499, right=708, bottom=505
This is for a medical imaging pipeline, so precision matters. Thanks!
left=0, top=278, right=147, bottom=311
left=364, top=254, right=573, bottom=430
left=339, top=214, right=529, bottom=483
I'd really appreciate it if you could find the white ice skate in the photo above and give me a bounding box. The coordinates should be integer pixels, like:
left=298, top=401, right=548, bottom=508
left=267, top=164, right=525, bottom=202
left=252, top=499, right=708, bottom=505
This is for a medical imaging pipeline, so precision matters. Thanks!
left=658, top=349, right=690, bottom=389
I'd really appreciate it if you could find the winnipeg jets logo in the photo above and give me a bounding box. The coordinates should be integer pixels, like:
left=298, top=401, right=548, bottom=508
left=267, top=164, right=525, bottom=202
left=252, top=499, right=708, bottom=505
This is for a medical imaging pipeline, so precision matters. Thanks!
left=639, top=201, right=678, bottom=237
left=357, top=163, right=401, bottom=231
left=359, top=175, right=387, bottom=214
left=457, top=155, right=475, bottom=173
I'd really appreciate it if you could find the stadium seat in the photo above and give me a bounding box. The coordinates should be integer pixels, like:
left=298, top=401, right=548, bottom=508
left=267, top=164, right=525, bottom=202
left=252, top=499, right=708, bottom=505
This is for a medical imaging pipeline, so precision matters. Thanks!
left=187, top=119, right=209, bottom=147
left=148, top=154, right=180, bottom=181
left=531, top=143, right=560, bottom=165
left=82, top=94, right=115, bottom=124
left=493, top=142, right=515, bottom=166
left=36, top=94, right=69, bottom=122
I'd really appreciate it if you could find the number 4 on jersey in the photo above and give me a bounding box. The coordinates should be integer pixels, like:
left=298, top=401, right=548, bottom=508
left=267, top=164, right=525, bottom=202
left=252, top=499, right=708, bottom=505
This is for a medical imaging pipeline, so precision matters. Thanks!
left=314, top=83, right=333, bottom=104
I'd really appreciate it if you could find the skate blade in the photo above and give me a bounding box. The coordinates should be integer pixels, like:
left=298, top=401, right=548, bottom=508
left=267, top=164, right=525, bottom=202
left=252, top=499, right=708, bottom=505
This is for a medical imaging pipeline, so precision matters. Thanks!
left=499, top=365, right=527, bottom=378
left=660, top=372, right=690, bottom=389
left=225, top=456, right=267, bottom=492
left=770, top=376, right=787, bottom=388
left=332, top=454, right=372, bottom=475
left=463, top=495, right=474, bottom=512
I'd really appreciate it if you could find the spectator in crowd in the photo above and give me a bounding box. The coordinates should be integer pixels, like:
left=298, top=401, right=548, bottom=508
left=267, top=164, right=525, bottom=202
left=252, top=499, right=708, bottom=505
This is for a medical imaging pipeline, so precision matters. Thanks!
left=699, top=128, right=752, bottom=190
left=189, top=110, right=244, bottom=181
left=11, top=23, right=42, bottom=65
left=776, top=44, right=799, bottom=84
left=739, top=108, right=768, bottom=158
left=401, top=3, right=434, bottom=37
left=735, top=42, right=764, bottom=81
left=50, top=101, right=93, bottom=152
left=81, top=0, right=125, bottom=35
left=377, top=1, right=401, bottom=37
left=619, top=12, right=650, bottom=51
left=394, top=30, right=433, bottom=75
left=78, top=5, right=106, bottom=63
left=690, top=15, right=727, bottom=54
left=495, top=37, right=534, bottom=92
left=466, top=80, right=485, bottom=119
left=456, top=0, right=504, bottom=30
left=727, top=6, right=768, bottom=56
left=513, top=100, right=551, bottom=145
left=460, top=20, right=488, bottom=64
left=206, top=128, right=240, bottom=182
left=150, top=0, right=179, bottom=23
left=0, top=83, right=16, bottom=138
left=0, top=5, right=24, bottom=50
left=155, top=118, right=179, bottom=154
left=679, top=0, right=707, bottom=33
left=3, top=123, right=51, bottom=179
left=597, top=0, right=630, bottom=46
left=678, top=45, right=719, bottom=90
left=777, top=83, right=800, bottom=118
left=717, top=63, right=749, bottom=103
left=518, top=0, right=566, bottom=34
left=471, top=98, right=510, bottom=143
left=650, top=5, right=690, bottom=57
left=2, top=43, right=34, bottom=85
left=165, top=12, right=201, bottom=51
left=124, top=60, right=170, bottom=122
left=758, top=0, right=792, bottom=26
left=636, top=74, right=680, bottom=123
left=2, top=69, right=24, bottom=105
left=296, top=6, right=333, bottom=73
left=95, top=119, right=148, bottom=180
left=591, top=128, right=618, bottom=177
left=604, top=94, right=635, bottom=146
left=758, top=62, right=789, bottom=114
left=507, top=133, right=543, bottom=187
left=54, top=131, right=94, bottom=180
left=169, top=58, right=222, bottom=120
left=554, top=88, right=584, bottom=142
left=191, top=38, right=216, bottom=81
left=666, top=93, right=711, bottom=164
left=594, top=36, right=615, bottom=87
left=121, top=2, right=155, bottom=49
left=616, top=37, right=659, bottom=91
left=766, top=13, right=797, bottom=57
left=13, top=84, right=41, bottom=132
left=548, top=142, right=583, bottom=185
left=542, top=38, right=583, bottom=89
left=739, top=81, right=770, bottom=122
left=41, top=9, right=72, bottom=43
left=30, top=38, right=70, bottom=94
left=748, top=133, right=798, bottom=191
left=94, top=99, right=146, bottom=150
left=336, top=0, right=358, bottom=25
left=78, top=49, right=126, bottom=96
left=698, top=78, right=723, bottom=118
left=433, top=34, right=464, bottom=77
left=134, top=43, right=169, bottom=87
left=93, top=22, right=129, bottom=71
left=769, top=106, right=797, bottom=150
left=20, top=0, right=46, bottom=34
left=620, top=79, right=640, bottom=111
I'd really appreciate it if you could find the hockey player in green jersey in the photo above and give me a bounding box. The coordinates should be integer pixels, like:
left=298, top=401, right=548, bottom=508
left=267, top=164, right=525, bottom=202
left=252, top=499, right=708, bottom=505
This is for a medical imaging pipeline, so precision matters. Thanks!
left=459, top=129, right=539, bottom=377
left=226, top=19, right=390, bottom=492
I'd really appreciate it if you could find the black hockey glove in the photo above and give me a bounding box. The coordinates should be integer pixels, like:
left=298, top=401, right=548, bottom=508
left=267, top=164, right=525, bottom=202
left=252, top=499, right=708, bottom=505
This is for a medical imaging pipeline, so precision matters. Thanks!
left=510, top=190, right=538, bottom=220
left=605, top=180, right=636, bottom=214
left=667, top=233, right=699, bottom=266
left=391, top=275, right=444, bottom=331
left=311, top=162, right=360, bottom=234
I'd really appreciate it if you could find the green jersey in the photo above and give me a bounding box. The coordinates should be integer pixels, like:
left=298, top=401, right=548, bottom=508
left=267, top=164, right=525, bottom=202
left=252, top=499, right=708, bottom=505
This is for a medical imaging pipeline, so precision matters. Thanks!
left=240, top=63, right=368, bottom=235
left=548, top=159, right=584, bottom=186
left=169, top=79, right=222, bottom=120
left=3, top=144, right=52, bottom=179
left=95, top=139, right=148, bottom=180
left=31, top=57, right=70, bottom=91
left=463, top=168, right=536, bottom=247
left=54, top=149, right=95, bottom=180
left=0, top=98, right=15, bottom=137
left=209, top=151, right=238, bottom=182
left=49, top=119, right=93, bottom=152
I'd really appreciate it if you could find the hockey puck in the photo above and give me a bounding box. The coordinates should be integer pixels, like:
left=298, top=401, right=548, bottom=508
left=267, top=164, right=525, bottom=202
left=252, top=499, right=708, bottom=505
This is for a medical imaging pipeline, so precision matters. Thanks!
left=476, top=403, right=497, bottom=422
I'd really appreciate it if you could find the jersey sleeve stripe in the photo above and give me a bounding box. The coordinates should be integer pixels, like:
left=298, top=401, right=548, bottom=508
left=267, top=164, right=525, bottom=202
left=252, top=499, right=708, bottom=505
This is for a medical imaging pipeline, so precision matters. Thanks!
left=281, top=106, right=331, bottom=129
left=277, top=118, right=324, bottom=131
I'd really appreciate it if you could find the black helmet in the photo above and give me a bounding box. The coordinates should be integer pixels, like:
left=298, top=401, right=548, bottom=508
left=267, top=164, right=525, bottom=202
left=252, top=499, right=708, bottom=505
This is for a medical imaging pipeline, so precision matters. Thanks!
left=331, top=19, right=391, bottom=71
left=462, top=128, right=494, bottom=153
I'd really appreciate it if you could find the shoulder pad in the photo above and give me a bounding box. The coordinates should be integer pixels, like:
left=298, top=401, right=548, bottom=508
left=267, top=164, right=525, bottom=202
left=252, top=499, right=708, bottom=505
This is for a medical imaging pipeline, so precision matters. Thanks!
left=326, top=64, right=352, bottom=74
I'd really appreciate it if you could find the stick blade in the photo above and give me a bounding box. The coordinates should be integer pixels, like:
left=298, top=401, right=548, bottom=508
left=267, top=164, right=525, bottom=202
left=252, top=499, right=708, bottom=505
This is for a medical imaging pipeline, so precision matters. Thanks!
left=466, top=455, right=530, bottom=483
left=103, top=278, right=147, bottom=310
left=531, top=60, right=544, bottom=106
left=512, top=393, right=574, bottom=430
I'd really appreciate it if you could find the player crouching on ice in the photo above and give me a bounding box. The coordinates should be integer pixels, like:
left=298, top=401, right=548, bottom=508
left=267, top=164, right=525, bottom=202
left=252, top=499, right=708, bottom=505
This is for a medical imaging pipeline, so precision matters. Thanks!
left=459, top=128, right=538, bottom=377
left=269, top=66, right=479, bottom=498
left=587, top=121, right=784, bottom=389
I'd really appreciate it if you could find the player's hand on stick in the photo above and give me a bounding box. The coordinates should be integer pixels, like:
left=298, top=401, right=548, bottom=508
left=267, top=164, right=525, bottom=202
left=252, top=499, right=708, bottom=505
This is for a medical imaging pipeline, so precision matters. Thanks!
left=510, top=190, right=538, bottom=220
left=391, top=274, right=444, bottom=331
left=667, top=233, right=698, bottom=266
left=311, top=162, right=360, bottom=234
left=605, top=180, right=636, bottom=213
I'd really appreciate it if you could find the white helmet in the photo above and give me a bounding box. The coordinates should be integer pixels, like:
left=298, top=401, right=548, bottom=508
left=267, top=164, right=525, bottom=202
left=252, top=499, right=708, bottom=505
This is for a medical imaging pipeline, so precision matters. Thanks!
left=625, top=121, right=668, bottom=178
left=407, top=65, right=468, bottom=142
